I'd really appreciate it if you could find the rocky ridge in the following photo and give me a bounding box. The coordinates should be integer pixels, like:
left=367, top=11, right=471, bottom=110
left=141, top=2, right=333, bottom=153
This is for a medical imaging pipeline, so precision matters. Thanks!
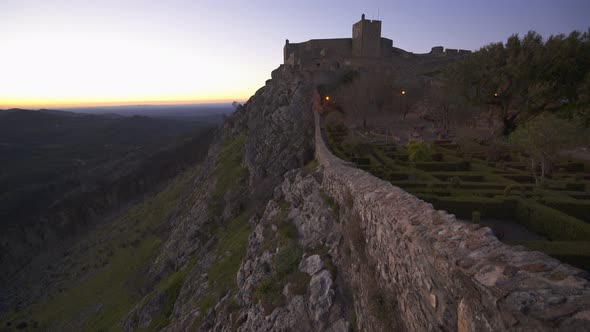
left=122, top=66, right=335, bottom=331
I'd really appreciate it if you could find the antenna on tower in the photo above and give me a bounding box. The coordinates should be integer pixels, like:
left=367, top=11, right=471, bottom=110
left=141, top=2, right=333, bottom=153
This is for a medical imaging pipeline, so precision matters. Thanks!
left=378, top=8, right=380, bottom=20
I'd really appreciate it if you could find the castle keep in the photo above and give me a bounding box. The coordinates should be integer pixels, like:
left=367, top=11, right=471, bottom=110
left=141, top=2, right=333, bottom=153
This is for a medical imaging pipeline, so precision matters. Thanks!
left=284, top=14, right=471, bottom=71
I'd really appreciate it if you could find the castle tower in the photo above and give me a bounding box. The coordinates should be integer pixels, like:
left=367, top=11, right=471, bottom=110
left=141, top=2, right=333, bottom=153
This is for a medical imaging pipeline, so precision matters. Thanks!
left=352, top=13, right=382, bottom=58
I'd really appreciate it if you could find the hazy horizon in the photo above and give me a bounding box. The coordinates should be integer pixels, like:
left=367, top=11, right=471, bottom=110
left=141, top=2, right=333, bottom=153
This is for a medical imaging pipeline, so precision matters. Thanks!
left=2, top=0, right=589, bottom=108
left=0, top=99, right=241, bottom=110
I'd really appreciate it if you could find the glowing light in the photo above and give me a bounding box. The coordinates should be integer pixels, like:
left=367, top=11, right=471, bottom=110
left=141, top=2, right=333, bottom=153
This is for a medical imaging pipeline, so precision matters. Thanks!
left=325, top=96, right=331, bottom=101
left=401, top=90, right=406, bottom=95
left=0, top=7, right=272, bottom=108
left=494, top=93, right=498, bottom=97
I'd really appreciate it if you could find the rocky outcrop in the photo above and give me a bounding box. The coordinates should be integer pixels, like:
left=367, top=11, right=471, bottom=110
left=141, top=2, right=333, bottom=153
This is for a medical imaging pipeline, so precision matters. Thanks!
left=233, top=168, right=351, bottom=332
left=238, top=67, right=315, bottom=194
left=123, top=66, right=319, bottom=331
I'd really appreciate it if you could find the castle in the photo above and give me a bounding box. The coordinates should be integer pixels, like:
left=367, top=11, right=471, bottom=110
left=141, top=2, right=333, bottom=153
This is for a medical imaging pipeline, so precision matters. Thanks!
left=284, top=14, right=471, bottom=71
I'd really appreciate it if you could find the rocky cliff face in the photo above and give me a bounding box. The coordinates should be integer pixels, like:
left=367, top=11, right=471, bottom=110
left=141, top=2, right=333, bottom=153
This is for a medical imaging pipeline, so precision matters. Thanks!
left=121, top=66, right=336, bottom=331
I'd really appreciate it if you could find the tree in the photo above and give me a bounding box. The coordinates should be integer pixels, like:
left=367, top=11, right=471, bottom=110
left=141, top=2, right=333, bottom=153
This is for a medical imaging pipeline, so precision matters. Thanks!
left=446, top=29, right=590, bottom=134
left=510, top=113, right=582, bottom=183
left=424, top=79, right=466, bottom=137
left=335, top=72, right=391, bottom=128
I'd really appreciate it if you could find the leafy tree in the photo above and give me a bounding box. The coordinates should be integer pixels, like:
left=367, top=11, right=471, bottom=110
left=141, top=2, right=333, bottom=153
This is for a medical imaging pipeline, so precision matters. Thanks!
left=446, top=29, right=590, bottom=134
left=341, top=134, right=372, bottom=156
left=510, top=113, right=582, bottom=183
left=423, top=78, right=467, bottom=137
left=407, top=141, right=433, bottom=162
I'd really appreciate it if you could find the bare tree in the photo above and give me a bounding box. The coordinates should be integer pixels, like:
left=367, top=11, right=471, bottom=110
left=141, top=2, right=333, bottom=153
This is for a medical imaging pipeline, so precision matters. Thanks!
left=335, top=72, right=391, bottom=128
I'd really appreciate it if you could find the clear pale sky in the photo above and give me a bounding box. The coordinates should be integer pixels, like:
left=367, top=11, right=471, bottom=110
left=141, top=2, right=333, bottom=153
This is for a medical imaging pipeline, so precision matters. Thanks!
left=1, top=0, right=589, bottom=108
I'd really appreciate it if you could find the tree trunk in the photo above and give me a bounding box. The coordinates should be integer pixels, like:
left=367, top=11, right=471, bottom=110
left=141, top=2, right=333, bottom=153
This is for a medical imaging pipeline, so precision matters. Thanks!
left=541, top=155, right=548, bottom=180
left=531, top=158, right=539, bottom=184
left=502, top=111, right=519, bottom=136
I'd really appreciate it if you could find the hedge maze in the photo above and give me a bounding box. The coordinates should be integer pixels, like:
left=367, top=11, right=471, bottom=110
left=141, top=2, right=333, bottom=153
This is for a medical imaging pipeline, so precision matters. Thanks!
left=325, top=126, right=590, bottom=271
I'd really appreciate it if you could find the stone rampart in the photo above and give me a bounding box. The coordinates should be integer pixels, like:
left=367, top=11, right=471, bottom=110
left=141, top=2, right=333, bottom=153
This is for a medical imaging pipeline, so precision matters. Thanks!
left=312, top=91, right=590, bottom=331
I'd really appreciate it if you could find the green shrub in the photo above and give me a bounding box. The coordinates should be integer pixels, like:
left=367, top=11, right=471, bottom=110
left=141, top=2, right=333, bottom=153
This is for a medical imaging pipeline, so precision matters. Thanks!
left=347, top=310, right=358, bottom=332
left=275, top=245, right=302, bottom=277
left=542, top=197, right=590, bottom=222
left=413, top=161, right=469, bottom=172
left=342, top=135, right=372, bottom=157
left=565, top=182, right=586, bottom=191
left=511, top=198, right=590, bottom=241
left=303, top=160, right=319, bottom=174
left=450, top=176, right=461, bottom=188
left=253, top=277, right=285, bottom=314
left=321, top=191, right=340, bottom=223
left=504, top=174, right=535, bottom=183
left=559, top=162, right=585, bottom=172
left=472, top=211, right=481, bottom=224
left=407, top=141, right=433, bottom=162
left=390, top=181, right=447, bottom=190
left=431, top=173, right=485, bottom=182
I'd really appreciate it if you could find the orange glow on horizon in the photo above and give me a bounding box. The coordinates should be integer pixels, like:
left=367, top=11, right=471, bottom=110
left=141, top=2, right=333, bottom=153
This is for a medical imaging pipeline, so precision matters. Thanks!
left=0, top=96, right=250, bottom=109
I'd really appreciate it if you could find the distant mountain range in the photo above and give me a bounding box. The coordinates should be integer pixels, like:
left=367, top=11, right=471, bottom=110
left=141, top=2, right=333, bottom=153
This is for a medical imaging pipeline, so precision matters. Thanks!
left=59, top=102, right=235, bottom=119
left=1, top=103, right=235, bottom=123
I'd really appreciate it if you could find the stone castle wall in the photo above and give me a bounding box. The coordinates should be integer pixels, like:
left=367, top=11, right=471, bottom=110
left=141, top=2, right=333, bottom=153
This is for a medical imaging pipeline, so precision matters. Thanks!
left=284, top=39, right=352, bottom=67
left=284, top=16, right=471, bottom=69
left=312, top=91, right=590, bottom=330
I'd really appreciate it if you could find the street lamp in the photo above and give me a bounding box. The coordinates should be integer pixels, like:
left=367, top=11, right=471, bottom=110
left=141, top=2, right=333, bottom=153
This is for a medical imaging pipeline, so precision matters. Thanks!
left=325, top=96, right=331, bottom=101
left=400, top=90, right=407, bottom=120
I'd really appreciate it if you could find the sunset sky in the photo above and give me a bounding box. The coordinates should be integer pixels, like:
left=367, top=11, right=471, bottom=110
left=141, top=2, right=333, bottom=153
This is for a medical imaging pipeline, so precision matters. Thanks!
left=1, top=0, right=589, bottom=108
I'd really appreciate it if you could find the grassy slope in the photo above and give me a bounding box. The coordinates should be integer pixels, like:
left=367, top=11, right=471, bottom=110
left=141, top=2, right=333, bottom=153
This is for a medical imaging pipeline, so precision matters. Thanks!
left=190, top=135, right=251, bottom=328
left=2, top=163, right=201, bottom=331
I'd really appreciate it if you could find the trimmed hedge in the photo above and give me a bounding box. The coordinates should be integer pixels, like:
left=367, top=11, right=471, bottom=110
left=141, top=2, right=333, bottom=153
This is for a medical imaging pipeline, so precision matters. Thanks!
left=565, top=182, right=586, bottom=191
left=459, top=183, right=509, bottom=190
left=510, top=198, right=590, bottom=241
left=556, top=162, right=585, bottom=172
left=413, top=161, right=470, bottom=172
left=416, top=195, right=590, bottom=241
left=387, top=153, right=409, bottom=161
left=432, top=173, right=485, bottom=182
left=568, top=192, right=590, bottom=200
left=387, top=172, right=409, bottom=181
left=542, top=197, right=590, bottom=223
left=391, top=181, right=446, bottom=189
left=503, top=174, right=535, bottom=183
